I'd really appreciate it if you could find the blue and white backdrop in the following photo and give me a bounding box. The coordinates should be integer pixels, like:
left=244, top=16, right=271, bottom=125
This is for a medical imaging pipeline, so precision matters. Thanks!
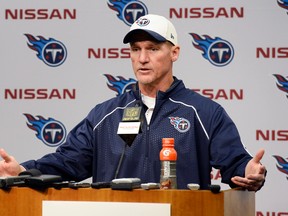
left=1, top=1, right=287, bottom=215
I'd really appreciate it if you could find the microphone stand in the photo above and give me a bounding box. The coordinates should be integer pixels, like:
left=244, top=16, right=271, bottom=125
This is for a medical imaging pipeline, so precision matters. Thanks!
left=115, top=105, right=142, bottom=179
left=114, top=143, right=128, bottom=179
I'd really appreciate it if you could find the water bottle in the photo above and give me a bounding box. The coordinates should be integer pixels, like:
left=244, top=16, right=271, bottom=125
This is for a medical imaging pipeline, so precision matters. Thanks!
left=159, top=138, right=177, bottom=189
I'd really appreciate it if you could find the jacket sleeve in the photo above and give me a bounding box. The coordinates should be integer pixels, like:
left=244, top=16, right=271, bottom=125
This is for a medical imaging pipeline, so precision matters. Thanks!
left=208, top=106, right=252, bottom=186
left=21, top=117, right=94, bottom=182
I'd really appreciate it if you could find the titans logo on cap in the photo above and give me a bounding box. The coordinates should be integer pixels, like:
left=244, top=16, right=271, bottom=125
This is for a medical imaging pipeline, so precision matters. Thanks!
left=107, top=0, right=148, bottom=26
left=104, top=74, right=136, bottom=96
left=135, top=17, right=150, bottom=26
left=169, top=117, right=190, bottom=133
left=24, top=113, right=66, bottom=147
left=24, top=34, right=67, bottom=67
left=190, top=33, right=234, bottom=67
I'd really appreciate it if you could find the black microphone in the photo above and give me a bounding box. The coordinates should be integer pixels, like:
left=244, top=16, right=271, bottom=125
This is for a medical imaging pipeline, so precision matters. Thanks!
left=0, top=169, right=42, bottom=189
left=114, top=102, right=142, bottom=179
left=21, top=169, right=62, bottom=188
left=208, top=184, right=221, bottom=193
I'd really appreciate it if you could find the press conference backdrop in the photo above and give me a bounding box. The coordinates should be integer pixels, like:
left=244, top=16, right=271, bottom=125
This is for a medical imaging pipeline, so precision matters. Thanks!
left=1, top=0, right=287, bottom=215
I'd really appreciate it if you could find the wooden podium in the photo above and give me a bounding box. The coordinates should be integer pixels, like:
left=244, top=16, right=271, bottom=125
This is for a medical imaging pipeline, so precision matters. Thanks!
left=0, top=187, right=254, bottom=216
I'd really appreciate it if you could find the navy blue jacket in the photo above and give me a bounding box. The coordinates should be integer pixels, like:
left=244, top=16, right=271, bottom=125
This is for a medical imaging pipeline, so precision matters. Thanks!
left=22, top=77, right=252, bottom=189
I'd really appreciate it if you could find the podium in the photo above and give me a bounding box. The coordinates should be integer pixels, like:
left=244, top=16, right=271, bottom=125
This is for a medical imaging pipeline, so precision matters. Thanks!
left=0, top=187, right=254, bottom=216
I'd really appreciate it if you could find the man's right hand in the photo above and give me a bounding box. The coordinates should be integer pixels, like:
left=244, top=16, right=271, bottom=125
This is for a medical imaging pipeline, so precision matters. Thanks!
left=0, top=148, right=25, bottom=177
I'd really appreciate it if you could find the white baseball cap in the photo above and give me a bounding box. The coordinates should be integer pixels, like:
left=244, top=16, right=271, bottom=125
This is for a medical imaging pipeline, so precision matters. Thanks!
left=123, top=14, right=178, bottom=45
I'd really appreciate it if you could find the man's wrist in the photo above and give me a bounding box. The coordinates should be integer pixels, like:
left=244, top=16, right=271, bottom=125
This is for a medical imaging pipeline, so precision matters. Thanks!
left=19, top=165, right=26, bottom=173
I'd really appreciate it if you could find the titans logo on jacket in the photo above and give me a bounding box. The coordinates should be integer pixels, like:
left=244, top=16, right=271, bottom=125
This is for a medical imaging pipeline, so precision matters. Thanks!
left=169, top=117, right=190, bottom=133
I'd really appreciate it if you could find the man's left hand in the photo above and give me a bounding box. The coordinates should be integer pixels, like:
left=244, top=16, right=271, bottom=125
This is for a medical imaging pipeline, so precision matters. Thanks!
left=231, top=149, right=266, bottom=191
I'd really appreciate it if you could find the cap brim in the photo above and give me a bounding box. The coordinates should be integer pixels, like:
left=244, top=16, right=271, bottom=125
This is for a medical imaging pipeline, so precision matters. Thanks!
left=123, top=29, right=166, bottom=44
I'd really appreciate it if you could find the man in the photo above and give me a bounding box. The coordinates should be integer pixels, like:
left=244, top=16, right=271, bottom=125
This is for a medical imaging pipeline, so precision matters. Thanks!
left=0, top=14, right=266, bottom=190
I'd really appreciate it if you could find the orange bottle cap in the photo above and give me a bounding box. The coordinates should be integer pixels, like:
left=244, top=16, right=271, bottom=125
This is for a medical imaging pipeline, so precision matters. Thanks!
left=162, top=138, right=174, bottom=146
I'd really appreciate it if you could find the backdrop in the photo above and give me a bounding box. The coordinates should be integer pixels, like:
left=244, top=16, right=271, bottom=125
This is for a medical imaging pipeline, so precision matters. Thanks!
left=1, top=0, right=287, bottom=215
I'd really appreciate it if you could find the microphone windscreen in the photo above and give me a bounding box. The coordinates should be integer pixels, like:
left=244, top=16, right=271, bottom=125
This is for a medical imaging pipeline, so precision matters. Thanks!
left=208, top=184, right=221, bottom=193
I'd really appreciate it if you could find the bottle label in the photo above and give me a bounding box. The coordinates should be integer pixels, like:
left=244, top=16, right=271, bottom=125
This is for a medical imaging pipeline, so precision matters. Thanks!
left=160, top=161, right=177, bottom=189
left=162, top=161, right=174, bottom=177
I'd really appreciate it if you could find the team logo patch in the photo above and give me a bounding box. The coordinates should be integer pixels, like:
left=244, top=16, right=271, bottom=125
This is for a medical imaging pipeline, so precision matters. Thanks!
left=104, top=74, right=136, bottom=96
left=24, top=113, right=66, bottom=147
left=189, top=33, right=234, bottom=67
left=135, top=17, right=150, bottom=26
left=273, top=155, right=288, bottom=180
left=273, top=74, right=288, bottom=98
left=169, top=117, right=190, bottom=133
left=24, top=34, right=67, bottom=67
left=107, top=0, right=148, bottom=26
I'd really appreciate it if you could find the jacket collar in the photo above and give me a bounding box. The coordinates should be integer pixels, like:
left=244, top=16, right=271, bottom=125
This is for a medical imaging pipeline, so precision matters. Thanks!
left=132, top=76, right=184, bottom=100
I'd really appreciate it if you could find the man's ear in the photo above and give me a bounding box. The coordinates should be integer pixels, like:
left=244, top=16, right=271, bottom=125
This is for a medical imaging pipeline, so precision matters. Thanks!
left=171, top=46, right=180, bottom=62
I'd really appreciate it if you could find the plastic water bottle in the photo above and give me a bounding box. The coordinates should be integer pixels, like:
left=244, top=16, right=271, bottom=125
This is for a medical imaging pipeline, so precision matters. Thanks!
left=159, top=138, right=177, bottom=189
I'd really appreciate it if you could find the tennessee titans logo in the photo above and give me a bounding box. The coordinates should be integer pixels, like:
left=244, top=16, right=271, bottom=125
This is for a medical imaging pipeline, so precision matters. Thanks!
left=107, top=0, right=148, bottom=26
left=135, top=17, right=150, bottom=26
left=24, top=34, right=67, bottom=67
left=277, top=0, right=288, bottom=13
left=189, top=33, right=234, bottom=67
left=169, top=117, right=190, bottom=133
left=273, top=155, right=288, bottom=179
left=273, top=74, right=288, bottom=98
left=104, top=74, right=136, bottom=96
left=24, top=113, right=66, bottom=147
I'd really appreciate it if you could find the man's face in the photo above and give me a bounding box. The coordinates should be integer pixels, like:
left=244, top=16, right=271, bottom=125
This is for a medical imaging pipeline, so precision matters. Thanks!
left=129, top=34, right=179, bottom=91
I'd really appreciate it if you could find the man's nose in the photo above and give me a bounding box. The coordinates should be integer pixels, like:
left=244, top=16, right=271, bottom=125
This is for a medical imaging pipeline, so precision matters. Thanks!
left=138, top=50, right=149, bottom=63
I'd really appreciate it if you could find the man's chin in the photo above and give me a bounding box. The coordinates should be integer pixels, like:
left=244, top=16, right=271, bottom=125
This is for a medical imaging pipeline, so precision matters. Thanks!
left=139, top=79, right=154, bottom=86
left=136, top=76, right=153, bottom=85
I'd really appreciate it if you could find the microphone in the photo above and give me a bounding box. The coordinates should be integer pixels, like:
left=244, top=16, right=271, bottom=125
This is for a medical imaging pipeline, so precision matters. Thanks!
left=115, top=102, right=142, bottom=178
left=117, top=104, right=142, bottom=147
left=208, top=184, right=221, bottom=193
left=0, top=169, right=42, bottom=188
left=21, top=169, right=62, bottom=188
